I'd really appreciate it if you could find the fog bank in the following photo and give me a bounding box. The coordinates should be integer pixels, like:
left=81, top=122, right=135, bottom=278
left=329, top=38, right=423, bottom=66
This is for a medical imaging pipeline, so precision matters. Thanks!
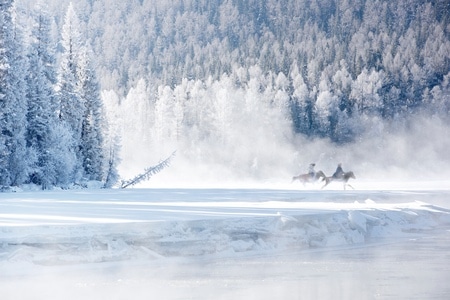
left=115, top=108, right=450, bottom=188
left=102, top=75, right=450, bottom=188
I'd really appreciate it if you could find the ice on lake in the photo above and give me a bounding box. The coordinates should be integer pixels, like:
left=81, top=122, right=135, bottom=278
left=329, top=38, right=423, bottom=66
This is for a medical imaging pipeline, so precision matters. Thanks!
left=1, top=182, right=450, bottom=299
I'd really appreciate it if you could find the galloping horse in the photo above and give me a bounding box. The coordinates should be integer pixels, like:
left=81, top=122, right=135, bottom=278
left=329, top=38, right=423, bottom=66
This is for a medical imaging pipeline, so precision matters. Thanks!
left=322, top=171, right=356, bottom=190
left=292, top=170, right=327, bottom=185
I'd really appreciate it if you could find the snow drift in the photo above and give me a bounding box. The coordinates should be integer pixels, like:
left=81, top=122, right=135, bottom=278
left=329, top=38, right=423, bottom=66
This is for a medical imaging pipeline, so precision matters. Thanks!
left=1, top=188, right=450, bottom=267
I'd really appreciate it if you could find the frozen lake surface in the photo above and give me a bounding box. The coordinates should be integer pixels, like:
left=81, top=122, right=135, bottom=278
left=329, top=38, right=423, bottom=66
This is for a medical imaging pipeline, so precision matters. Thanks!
left=1, top=184, right=450, bottom=299
left=2, top=230, right=450, bottom=299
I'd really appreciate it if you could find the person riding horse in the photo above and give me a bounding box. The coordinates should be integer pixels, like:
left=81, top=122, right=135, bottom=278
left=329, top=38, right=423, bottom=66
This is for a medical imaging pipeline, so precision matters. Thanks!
left=332, top=163, right=344, bottom=179
left=292, top=163, right=325, bottom=184
left=322, top=163, right=356, bottom=190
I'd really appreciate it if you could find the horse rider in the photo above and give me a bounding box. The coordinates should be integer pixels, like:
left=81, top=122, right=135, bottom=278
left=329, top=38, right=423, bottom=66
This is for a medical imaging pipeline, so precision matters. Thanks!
left=332, top=163, right=344, bottom=179
left=308, top=163, right=316, bottom=179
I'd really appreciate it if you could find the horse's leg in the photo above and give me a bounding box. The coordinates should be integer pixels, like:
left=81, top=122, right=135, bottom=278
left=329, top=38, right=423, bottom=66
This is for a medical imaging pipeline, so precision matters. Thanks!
left=321, top=178, right=330, bottom=189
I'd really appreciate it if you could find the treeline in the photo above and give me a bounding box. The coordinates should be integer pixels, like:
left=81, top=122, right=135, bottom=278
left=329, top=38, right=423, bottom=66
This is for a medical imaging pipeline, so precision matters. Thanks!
left=0, top=1, right=118, bottom=189
left=74, top=0, right=450, bottom=142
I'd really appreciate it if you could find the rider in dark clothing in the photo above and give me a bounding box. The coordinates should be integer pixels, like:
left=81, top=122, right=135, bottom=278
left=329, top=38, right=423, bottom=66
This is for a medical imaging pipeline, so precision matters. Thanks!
left=308, top=163, right=316, bottom=179
left=332, top=163, right=344, bottom=179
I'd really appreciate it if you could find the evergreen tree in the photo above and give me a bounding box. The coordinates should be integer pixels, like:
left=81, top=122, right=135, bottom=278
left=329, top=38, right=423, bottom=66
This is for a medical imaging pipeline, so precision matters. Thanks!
left=290, top=63, right=313, bottom=135
left=56, top=3, right=109, bottom=185
left=56, top=2, right=85, bottom=182
left=103, top=132, right=120, bottom=188
left=101, top=90, right=121, bottom=188
left=77, top=47, right=105, bottom=181
left=0, top=0, right=28, bottom=186
left=25, top=10, right=60, bottom=189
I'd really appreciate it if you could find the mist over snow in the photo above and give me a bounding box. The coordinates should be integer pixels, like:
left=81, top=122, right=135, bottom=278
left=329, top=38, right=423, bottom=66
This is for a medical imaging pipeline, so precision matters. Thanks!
left=103, top=71, right=450, bottom=188
left=106, top=77, right=450, bottom=187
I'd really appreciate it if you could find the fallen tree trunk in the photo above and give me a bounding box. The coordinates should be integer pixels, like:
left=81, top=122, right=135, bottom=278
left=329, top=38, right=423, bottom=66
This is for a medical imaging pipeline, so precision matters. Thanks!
left=120, top=151, right=176, bottom=188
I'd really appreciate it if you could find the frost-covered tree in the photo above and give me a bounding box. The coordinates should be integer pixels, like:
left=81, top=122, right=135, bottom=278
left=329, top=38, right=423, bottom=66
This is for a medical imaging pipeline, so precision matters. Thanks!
left=290, top=62, right=314, bottom=136
left=120, top=79, right=155, bottom=163
left=77, top=47, right=105, bottom=181
left=25, top=10, right=63, bottom=189
left=103, top=132, right=120, bottom=188
left=101, top=90, right=121, bottom=188
left=58, top=3, right=103, bottom=182
left=26, top=43, right=54, bottom=187
left=350, top=68, right=385, bottom=114
left=54, top=2, right=110, bottom=185
left=423, top=72, right=450, bottom=117
left=57, top=3, right=83, bottom=134
left=56, top=2, right=86, bottom=182
left=0, top=0, right=28, bottom=186
left=155, top=85, right=177, bottom=148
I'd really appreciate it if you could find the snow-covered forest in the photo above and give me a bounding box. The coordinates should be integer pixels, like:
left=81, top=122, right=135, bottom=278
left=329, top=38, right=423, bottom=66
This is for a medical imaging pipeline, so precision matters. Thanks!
left=2, top=0, right=450, bottom=188
left=1, top=0, right=119, bottom=189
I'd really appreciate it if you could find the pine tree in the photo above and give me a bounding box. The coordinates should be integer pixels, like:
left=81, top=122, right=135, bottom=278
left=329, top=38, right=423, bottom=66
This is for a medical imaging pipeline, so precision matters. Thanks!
left=101, top=90, right=121, bottom=188
left=290, top=63, right=313, bottom=135
left=55, top=3, right=110, bottom=186
left=77, top=47, right=105, bottom=181
left=103, top=133, right=120, bottom=188
left=0, top=0, right=28, bottom=186
left=56, top=2, right=85, bottom=182
left=25, top=10, right=61, bottom=189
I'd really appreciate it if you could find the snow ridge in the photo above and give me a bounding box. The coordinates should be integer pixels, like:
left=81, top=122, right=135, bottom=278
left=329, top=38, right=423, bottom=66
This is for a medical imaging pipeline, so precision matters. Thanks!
left=1, top=199, right=449, bottom=266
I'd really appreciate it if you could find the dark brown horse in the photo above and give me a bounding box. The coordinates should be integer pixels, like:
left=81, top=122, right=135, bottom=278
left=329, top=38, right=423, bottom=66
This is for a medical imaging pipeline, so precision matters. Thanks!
left=292, top=170, right=327, bottom=185
left=322, top=171, right=356, bottom=190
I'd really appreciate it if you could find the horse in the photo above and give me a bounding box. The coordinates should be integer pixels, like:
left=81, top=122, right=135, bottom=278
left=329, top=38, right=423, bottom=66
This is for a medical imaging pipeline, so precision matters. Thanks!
left=322, top=171, right=356, bottom=190
left=292, top=170, right=327, bottom=185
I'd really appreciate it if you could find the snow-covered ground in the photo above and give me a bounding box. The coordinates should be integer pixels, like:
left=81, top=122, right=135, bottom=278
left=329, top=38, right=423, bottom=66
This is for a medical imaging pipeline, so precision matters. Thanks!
left=1, top=181, right=450, bottom=299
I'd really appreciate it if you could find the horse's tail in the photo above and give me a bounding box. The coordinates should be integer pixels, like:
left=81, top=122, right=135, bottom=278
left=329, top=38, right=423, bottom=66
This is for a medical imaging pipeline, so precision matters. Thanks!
left=291, top=175, right=298, bottom=183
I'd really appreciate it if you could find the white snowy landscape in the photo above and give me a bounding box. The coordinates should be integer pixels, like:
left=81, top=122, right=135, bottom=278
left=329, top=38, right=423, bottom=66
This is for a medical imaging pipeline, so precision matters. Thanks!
left=1, top=181, right=450, bottom=299
left=2, top=0, right=450, bottom=299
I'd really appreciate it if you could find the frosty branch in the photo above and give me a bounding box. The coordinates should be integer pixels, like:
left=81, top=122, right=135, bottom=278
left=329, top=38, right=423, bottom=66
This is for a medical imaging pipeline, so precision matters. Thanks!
left=120, top=151, right=176, bottom=189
